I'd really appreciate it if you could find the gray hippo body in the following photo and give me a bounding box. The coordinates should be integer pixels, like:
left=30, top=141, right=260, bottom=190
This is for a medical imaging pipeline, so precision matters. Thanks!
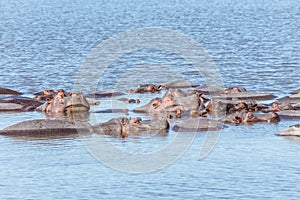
left=86, top=90, right=125, bottom=98
left=161, top=80, right=199, bottom=89
left=0, top=119, right=93, bottom=139
left=276, top=124, right=300, bottom=137
left=191, top=85, right=225, bottom=95
left=0, top=96, right=43, bottom=112
left=274, top=94, right=300, bottom=111
left=221, top=112, right=280, bottom=125
left=276, top=110, right=300, bottom=119
left=93, top=117, right=169, bottom=137
left=0, top=117, right=169, bottom=139
left=128, top=84, right=162, bottom=94
left=215, top=91, right=276, bottom=101
left=206, top=98, right=260, bottom=117
left=172, top=118, right=225, bottom=132
left=0, top=88, right=23, bottom=96
left=117, top=98, right=140, bottom=104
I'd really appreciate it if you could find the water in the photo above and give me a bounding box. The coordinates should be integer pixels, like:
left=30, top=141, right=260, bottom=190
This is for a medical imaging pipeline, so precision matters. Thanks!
left=0, top=0, right=300, bottom=199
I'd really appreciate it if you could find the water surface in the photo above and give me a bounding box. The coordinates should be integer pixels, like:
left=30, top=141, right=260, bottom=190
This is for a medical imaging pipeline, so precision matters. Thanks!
left=0, top=0, right=300, bottom=199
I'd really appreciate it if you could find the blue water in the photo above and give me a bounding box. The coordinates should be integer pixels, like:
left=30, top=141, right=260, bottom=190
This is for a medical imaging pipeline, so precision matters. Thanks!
left=0, top=0, right=300, bottom=199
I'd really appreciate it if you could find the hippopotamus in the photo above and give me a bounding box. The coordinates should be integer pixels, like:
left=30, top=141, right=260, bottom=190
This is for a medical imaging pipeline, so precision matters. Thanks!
left=291, top=89, right=300, bottom=94
left=0, top=88, right=23, bottom=96
left=117, top=98, right=140, bottom=104
left=276, top=110, right=300, bottom=119
left=190, top=86, right=245, bottom=96
left=133, top=97, right=181, bottom=114
left=216, top=91, right=276, bottom=101
left=262, top=102, right=295, bottom=113
left=128, top=84, right=162, bottom=94
left=0, top=117, right=169, bottom=139
left=34, top=89, right=66, bottom=101
left=0, top=96, right=43, bottom=112
left=164, top=88, right=205, bottom=110
left=36, top=92, right=90, bottom=113
left=86, top=90, right=125, bottom=98
left=276, top=124, right=300, bottom=137
left=93, top=117, right=169, bottom=137
left=0, top=119, right=93, bottom=139
left=161, top=79, right=199, bottom=89
left=206, top=98, right=260, bottom=117
left=219, top=87, right=247, bottom=96
left=191, top=85, right=225, bottom=95
left=133, top=88, right=204, bottom=115
left=221, top=111, right=280, bottom=125
left=94, top=109, right=129, bottom=113
left=172, top=118, right=225, bottom=132
left=274, top=93, right=300, bottom=110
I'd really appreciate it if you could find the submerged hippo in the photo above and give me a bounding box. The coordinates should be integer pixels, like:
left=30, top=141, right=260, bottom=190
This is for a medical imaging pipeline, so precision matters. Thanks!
left=0, top=96, right=43, bottom=112
left=191, top=85, right=225, bottom=95
left=0, top=88, right=23, bottom=96
left=161, top=79, right=199, bottom=89
left=220, top=87, right=247, bottom=96
left=34, top=89, right=66, bottom=101
left=221, top=111, right=280, bottom=125
left=276, top=110, right=300, bottom=119
left=36, top=92, right=90, bottom=113
left=128, top=84, right=162, bottom=94
left=216, top=91, right=276, bottom=101
left=274, top=94, right=300, bottom=110
left=172, top=118, right=225, bottom=132
left=0, top=119, right=93, bottom=139
left=93, top=117, right=169, bottom=138
left=86, top=90, right=125, bottom=98
left=276, top=124, right=300, bottom=137
left=262, top=102, right=295, bottom=113
left=0, top=117, right=169, bottom=139
left=291, top=89, right=300, bottom=94
left=134, top=88, right=204, bottom=115
left=117, top=98, right=140, bottom=104
left=206, top=98, right=260, bottom=117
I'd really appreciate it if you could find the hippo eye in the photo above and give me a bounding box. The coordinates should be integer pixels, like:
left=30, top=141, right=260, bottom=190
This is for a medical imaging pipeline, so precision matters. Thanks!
left=152, top=103, right=158, bottom=108
left=132, top=118, right=140, bottom=124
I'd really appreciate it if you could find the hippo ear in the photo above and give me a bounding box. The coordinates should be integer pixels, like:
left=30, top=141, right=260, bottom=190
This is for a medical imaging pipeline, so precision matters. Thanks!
left=234, top=116, right=241, bottom=120
left=157, top=85, right=162, bottom=91
left=121, top=118, right=129, bottom=125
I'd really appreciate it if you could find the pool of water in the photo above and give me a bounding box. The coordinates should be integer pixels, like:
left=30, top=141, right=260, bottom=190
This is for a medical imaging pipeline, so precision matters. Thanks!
left=0, top=0, right=300, bottom=199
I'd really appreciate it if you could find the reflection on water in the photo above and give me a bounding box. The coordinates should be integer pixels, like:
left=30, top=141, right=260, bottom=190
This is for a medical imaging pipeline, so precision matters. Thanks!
left=0, top=0, right=300, bottom=199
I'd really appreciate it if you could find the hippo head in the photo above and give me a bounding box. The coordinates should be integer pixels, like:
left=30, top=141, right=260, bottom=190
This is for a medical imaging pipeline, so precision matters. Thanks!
left=133, top=89, right=200, bottom=114
left=63, top=93, right=90, bottom=112
left=133, top=98, right=164, bottom=113
left=36, top=92, right=90, bottom=113
left=93, top=117, right=169, bottom=137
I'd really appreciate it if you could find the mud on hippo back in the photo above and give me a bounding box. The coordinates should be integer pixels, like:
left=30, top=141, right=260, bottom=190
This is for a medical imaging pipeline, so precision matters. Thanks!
left=36, top=92, right=90, bottom=113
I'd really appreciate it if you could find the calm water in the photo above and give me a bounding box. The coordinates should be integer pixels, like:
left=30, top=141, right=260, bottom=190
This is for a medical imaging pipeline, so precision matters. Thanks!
left=1, top=0, right=300, bottom=199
